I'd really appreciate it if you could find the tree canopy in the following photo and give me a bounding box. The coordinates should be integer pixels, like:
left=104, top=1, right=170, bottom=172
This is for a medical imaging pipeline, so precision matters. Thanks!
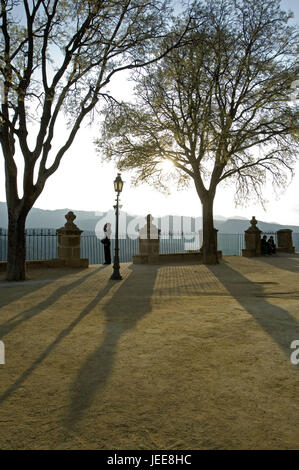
left=97, top=0, right=299, bottom=263
left=1, top=0, right=181, bottom=205
left=0, top=0, right=185, bottom=280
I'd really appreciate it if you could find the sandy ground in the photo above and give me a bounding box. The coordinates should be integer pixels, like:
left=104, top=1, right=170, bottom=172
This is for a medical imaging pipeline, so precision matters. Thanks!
left=0, top=254, right=299, bottom=450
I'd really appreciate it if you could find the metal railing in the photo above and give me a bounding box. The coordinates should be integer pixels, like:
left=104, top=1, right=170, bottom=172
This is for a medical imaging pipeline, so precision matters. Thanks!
left=0, top=228, right=58, bottom=262
left=0, top=228, right=298, bottom=264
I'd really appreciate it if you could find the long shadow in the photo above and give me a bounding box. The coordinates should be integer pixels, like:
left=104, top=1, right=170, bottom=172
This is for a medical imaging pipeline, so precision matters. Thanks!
left=254, top=252, right=299, bottom=275
left=0, top=275, right=114, bottom=405
left=65, top=264, right=158, bottom=428
left=209, top=259, right=299, bottom=366
left=0, top=269, right=70, bottom=310
left=0, top=266, right=104, bottom=339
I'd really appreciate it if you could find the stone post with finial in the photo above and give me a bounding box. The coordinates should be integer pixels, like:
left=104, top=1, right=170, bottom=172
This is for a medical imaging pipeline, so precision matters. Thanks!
left=139, top=214, right=160, bottom=255
left=133, top=214, right=160, bottom=263
left=56, top=211, right=88, bottom=267
left=242, top=216, right=262, bottom=257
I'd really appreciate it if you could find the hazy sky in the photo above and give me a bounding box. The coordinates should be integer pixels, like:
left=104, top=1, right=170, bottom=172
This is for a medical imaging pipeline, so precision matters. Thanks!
left=0, top=0, right=298, bottom=224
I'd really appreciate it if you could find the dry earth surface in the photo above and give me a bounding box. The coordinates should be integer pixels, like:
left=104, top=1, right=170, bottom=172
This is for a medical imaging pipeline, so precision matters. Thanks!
left=0, top=254, right=299, bottom=449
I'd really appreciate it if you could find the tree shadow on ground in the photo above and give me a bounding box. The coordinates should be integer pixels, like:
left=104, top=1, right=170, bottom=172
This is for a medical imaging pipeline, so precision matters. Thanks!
left=65, top=264, right=158, bottom=429
left=0, top=267, right=113, bottom=405
left=0, top=268, right=75, bottom=310
left=254, top=253, right=299, bottom=275
left=209, top=259, right=299, bottom=367
left=0, top=267, right=104, bottom=339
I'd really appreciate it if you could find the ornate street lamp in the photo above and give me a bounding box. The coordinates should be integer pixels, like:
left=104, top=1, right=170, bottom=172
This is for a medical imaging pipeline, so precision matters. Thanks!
left=110, top=173, right=123, bottom=280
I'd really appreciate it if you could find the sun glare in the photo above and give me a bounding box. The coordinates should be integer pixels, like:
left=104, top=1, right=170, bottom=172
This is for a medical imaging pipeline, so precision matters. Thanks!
left=159, top=159, right=176, bottom=174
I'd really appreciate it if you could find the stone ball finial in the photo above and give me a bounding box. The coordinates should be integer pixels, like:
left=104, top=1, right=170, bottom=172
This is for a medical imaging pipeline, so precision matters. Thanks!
left=64, top=211, right=78, bottom=229
left=250, top=216, right=257, bottom=227
left=245, top=215, right=261, bottom=235
left=139, top=213, right=160, bottom=239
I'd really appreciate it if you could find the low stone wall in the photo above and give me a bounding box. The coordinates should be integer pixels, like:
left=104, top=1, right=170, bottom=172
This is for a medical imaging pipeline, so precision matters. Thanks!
left=133, top=251, right=222, bottom=265
left=133, top=214, right=223, bottom=264
left=242, top=217, right=296, bottom=257
left=0, top=258, right=88, bottom=272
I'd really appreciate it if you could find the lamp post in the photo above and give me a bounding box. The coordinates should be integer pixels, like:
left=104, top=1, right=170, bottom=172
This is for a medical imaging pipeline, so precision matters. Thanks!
left=110, top=173, right=123, bottom=280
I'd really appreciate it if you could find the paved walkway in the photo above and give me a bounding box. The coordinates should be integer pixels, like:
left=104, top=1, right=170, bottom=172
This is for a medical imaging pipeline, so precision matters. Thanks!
left=0, top=254, right=298, bottom=449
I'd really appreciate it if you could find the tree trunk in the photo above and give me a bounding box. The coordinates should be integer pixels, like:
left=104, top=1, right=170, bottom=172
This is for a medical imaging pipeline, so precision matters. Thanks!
left=6, top=210, right=27, bottom=281
left=202, top=194, right=218, bottom=265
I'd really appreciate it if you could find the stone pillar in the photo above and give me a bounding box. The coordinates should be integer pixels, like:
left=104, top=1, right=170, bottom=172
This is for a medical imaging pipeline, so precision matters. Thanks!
left=57, top=211, right=88, bottom=267
left=277, top=229, right=295, bottom=253
left=198, top=228, right=222, bottom=259
left=242, top=216, right=262, bottom=257
left=214, top=228, right=218, bottom=252
left=213, top=228, right=222, bottom=260
left=138, top=214, right=160, bottom=256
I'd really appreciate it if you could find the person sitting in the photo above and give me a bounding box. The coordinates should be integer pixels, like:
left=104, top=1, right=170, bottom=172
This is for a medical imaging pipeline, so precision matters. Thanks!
left=268, top=236, right=276, bottom=254
left=261, top=235, right=271, bottom=255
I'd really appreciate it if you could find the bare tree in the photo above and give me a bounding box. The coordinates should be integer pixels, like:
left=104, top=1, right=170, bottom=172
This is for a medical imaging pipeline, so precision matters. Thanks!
left=97, top=0, right=299, bottom=264
left=0, top=0, right=187, bottom=280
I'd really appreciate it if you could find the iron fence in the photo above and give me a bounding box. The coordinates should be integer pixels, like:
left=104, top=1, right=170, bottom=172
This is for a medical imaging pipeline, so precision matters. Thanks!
left=0, top=228, right=58, bottom=262
left=293, top=233, right=299, bottom=249
left=0, top=228, right=298, bottom=264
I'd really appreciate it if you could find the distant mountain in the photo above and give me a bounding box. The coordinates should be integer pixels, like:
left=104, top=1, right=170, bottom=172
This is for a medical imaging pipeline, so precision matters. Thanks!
left=213, top=214, right=228, bottom=221
left=216, top=218, right=299, bottom=234
left=227, top=215, right=249, bottom=220
left=0, top=202, right=108, bottom=231
left=1, top=201, right=298, bottom=234
left=0, top=204, right=77, bottom=228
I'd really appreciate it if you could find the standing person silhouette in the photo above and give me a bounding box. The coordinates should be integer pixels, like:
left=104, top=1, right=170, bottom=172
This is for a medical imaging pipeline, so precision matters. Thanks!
left=101, top=222, right=111, bottom=264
